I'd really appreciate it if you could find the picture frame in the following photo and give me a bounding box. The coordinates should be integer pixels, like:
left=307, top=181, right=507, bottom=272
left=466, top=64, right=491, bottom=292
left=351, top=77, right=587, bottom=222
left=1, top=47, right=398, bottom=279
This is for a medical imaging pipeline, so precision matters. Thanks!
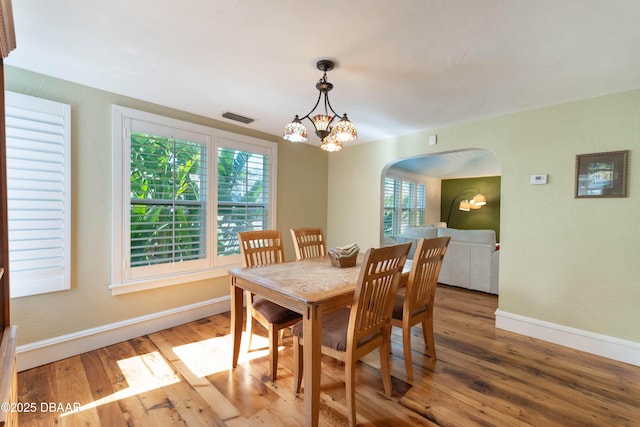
left=575, top=150, right=629, bottom=198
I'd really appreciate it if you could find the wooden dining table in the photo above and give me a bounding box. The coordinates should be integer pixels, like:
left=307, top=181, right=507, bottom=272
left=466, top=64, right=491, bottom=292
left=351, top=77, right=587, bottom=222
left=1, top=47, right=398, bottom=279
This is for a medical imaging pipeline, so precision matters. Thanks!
left=229, top=254, right=411, bottom=427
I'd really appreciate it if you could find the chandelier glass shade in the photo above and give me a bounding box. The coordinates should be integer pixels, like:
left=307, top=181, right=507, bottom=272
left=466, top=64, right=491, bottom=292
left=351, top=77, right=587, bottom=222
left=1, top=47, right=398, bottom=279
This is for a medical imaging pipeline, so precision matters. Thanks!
left=282, top=59, right=357, bottom=152
left=282, top=115, right=308, bottom=143
left=320, top=135, right=343, bottom=152
left=331, top=114, right=357, bottom=143
left=312, top=114, right=332, bottom=135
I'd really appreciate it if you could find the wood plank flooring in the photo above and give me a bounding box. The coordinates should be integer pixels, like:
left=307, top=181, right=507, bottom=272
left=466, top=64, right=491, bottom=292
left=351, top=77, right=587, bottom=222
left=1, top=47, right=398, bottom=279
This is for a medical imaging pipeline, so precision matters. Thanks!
left=17, top=285, right=640, bottom=426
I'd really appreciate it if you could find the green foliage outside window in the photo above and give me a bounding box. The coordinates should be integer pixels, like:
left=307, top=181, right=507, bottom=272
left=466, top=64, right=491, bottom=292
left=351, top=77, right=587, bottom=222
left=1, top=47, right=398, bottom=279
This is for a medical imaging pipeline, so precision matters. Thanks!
left=129, top=133, right=270, bottom=267
left=130, top=133, right=205, bottom=267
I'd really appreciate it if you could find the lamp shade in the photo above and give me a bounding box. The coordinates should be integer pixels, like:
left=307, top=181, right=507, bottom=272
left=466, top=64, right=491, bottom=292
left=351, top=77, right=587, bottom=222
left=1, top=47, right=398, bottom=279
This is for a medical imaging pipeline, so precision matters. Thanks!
left=283, top=116, right=308, bottom=142
left=312, top=114, right=333, bottom=133
left=472, top=193, right=486, bottom=206
left=330, top=114, right=357, bottom=143
left=320, top=135, right=343, bottom=152
left=459, top=200, right=471, bottom=211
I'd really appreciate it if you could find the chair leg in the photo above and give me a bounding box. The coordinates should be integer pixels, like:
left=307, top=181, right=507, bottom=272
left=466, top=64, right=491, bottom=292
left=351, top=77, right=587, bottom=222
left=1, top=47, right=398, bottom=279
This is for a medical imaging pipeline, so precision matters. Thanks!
left=268, top=324, right=279, bottom=381
left=245, top=292, right=254, bottom=351
left=422, top=311, right=437, bottom=361
left=380, top=326, right=393, bottom=396
left=402, top=320, right=414, bottom=383
left=345, top=351, right=357, bottom=427
left=293, top=335, right=303, bottom=393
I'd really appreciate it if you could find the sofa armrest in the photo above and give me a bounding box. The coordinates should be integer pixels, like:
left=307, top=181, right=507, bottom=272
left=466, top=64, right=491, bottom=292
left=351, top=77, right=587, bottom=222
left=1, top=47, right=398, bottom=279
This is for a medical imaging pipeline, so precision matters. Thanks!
left=394, top=236, right=418, bottom=258
left=490, top=249, right=499, bottom=294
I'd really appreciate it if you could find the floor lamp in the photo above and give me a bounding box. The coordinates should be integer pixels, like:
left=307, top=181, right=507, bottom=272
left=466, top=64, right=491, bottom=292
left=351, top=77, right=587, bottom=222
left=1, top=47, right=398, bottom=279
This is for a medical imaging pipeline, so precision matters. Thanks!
left=445, top=187, right=487, bottom=227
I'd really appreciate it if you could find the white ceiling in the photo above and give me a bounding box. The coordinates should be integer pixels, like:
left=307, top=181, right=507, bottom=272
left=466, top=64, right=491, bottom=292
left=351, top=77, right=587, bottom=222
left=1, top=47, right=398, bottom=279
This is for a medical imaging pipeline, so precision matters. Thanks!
left=6, top=1, right=640, bottom=172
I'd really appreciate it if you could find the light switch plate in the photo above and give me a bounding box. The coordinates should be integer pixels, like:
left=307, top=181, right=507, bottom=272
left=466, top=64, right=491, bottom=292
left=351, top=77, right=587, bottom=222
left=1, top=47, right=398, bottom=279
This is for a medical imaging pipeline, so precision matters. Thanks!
left=428, top=134, right=437, bottom=145
left=530, top=174, right=548, bottom=185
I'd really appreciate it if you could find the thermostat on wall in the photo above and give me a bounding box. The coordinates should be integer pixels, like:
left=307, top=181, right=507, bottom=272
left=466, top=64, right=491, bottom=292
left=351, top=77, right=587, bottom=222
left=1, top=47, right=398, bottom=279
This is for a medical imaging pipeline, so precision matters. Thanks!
left=530, top=174, right=548, bottom=185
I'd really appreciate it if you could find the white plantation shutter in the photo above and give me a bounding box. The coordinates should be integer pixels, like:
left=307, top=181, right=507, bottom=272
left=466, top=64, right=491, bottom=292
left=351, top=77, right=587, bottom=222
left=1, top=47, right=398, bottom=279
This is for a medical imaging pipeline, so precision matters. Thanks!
left=384, top=176, right=426, bottom=237
left=127, top=125, right=209, bottom=272
left=416, top=184, right=426, bottom=225
left=5, top=92, right=71, bottom=298
left=383, top=178, right=396, bottom=237
left=401, top=180, right=412, bottom=232
left=216, top=145, right=272, bottom=257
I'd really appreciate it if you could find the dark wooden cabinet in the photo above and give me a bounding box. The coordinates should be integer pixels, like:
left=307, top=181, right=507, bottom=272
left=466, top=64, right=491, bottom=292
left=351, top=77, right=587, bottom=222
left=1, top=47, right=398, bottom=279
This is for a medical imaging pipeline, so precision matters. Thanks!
left=0, top=1, right=17, bottom=425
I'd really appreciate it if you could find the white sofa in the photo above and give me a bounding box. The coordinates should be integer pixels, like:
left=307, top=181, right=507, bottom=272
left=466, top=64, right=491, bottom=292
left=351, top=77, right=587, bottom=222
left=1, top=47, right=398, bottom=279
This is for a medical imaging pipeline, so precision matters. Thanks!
left=394, top=226, right=499, bottom=294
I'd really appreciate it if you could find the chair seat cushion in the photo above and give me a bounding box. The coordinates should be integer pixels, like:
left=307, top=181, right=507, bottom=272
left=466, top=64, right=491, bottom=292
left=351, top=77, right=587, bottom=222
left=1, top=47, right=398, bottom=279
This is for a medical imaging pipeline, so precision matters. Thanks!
left=292, top=308, right=380, bottom=352
left=392, top=294, right=427, bottom=320
left=253, top=298, right=302, bottom=324
left=293, top=308, right=350, bottom=351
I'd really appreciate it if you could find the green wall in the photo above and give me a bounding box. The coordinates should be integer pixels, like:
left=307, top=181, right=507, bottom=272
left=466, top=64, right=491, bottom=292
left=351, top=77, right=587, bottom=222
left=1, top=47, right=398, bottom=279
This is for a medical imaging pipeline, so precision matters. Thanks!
left=441, top=176, right=501, bottom=240
left=4, top=66, right=328, bottom=346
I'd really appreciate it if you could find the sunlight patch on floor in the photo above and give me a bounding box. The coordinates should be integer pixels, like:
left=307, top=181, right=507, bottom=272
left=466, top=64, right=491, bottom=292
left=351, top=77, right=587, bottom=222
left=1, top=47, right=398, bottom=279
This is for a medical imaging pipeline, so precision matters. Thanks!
left=61, top=351, right=180, bottom=416
left=61, top=333, right=283, bottom=416
left=173, top=332, right=281, bottom=378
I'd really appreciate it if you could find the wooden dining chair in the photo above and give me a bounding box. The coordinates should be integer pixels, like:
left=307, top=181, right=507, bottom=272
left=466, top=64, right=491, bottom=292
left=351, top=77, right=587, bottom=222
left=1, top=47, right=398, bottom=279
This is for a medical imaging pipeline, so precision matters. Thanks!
left=290, top=227, right=327, bottom=260
left=292, top=243, right=411, bottom=427
left=237, top=230, right=303, bottom=381
left=391, top=236, right=450, bottom=382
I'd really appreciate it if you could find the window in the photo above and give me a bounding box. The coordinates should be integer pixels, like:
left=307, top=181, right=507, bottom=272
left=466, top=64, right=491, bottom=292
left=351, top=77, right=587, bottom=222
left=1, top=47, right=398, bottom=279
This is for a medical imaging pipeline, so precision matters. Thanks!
left=112, top=106, right=276, bottom=294
left=383, top=177, right=426, bottom=238
left=5, top=92, right=71, bottom=298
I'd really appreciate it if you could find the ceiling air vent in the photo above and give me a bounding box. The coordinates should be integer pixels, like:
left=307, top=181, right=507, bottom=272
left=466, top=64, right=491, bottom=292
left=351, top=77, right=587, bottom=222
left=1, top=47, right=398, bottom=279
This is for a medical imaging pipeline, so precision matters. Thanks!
left=222, top=112, right=254, bottom=124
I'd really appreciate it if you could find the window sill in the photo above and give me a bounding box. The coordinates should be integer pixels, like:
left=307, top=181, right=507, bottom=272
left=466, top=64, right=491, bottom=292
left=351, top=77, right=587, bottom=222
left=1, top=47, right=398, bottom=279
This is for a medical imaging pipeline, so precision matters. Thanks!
left=109, top=267, right=234, bottom=296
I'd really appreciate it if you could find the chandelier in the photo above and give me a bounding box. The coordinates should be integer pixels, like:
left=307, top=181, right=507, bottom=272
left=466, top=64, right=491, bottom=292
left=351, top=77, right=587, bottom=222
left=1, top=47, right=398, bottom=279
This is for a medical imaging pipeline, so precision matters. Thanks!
left=282, top=59, right=357, bottom=152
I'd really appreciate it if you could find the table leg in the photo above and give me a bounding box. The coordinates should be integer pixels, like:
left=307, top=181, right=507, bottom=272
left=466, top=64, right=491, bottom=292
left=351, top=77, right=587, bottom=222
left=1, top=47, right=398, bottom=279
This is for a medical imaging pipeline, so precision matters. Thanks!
left=230, top=276, right=244, bottom=368
left=303, top=304, right=322, bottom=427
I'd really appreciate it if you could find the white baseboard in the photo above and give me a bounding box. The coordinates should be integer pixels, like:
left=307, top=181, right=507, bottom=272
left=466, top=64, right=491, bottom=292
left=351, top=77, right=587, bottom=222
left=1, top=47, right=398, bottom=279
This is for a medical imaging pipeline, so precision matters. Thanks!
left=495, top=309, right=640, bottom=367
left=16, top=296, right=231, bottom=372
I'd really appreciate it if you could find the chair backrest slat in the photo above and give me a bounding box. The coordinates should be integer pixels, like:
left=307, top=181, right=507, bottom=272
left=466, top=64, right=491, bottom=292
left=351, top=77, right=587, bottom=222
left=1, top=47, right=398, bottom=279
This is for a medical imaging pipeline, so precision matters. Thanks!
left=290, top=227, right=326, bottom=260
left=238, top=230, right=285, bottom=268
left=349, top=243, right=411, bottom=341
left=407, top=237, right=450, bottom=309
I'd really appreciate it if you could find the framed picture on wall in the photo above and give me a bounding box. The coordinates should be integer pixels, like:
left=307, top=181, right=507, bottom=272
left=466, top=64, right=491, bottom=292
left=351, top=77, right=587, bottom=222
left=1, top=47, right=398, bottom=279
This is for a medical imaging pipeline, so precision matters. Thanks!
left=575, top=150, right=629, bottom=198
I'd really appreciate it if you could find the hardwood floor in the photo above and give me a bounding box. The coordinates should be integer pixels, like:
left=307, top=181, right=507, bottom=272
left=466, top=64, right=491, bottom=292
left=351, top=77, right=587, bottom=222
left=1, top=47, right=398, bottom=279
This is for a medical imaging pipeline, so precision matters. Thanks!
left=17, top=285, right=640, bottom=426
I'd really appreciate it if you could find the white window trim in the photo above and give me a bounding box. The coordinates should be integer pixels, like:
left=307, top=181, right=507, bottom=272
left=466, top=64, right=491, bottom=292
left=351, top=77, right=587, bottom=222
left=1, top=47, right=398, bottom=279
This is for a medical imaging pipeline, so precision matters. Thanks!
left=111, top=105, right=277, bottom=295
left=5, top=91, right=72, bottom=298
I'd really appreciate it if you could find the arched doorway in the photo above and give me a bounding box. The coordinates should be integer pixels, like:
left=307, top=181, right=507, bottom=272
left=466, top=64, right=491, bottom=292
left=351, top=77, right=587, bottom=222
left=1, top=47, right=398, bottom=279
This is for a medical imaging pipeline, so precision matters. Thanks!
left=382, top=148, right=501, bottom=235
left=381, top=148, right=502, bottom=294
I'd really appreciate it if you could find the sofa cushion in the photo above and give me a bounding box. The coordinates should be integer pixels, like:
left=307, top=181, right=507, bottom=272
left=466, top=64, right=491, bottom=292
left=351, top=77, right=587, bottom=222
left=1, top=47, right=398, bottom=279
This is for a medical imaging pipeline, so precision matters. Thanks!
left=399, top=226, right=438, bottom=239
left=437, top=228, right=496, bottom=246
